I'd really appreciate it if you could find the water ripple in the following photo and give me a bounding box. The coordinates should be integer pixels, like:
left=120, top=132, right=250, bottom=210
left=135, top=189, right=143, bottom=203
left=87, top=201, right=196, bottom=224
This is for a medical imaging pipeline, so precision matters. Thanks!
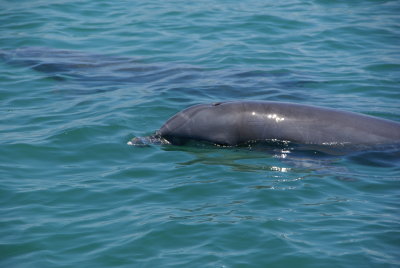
left=1, top=0, right=400, bottom=267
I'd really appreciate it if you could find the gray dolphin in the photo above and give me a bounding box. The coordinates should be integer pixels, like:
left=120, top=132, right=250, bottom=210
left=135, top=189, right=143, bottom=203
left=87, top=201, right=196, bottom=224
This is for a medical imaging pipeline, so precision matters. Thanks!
left=136, top=101, right=400, bottom=149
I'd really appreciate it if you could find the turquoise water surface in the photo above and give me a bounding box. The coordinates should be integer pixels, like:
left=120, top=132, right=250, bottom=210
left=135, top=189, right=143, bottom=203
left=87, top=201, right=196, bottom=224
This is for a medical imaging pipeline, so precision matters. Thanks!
left=1, top=0, right=400, bottom=267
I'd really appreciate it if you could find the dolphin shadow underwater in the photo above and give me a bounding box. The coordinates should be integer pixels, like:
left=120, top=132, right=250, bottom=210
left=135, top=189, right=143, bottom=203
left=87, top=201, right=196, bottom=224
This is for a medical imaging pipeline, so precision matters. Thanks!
left=129, top=101, right=400, bottom=155
left=0, top=47, right=307, bottom=95
left=0, top=47, right=163, bottom=86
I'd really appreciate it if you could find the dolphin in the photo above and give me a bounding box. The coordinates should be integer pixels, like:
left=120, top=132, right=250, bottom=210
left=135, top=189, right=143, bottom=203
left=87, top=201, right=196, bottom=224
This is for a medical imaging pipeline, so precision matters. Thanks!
left=130, top=101, right=400, bottom=150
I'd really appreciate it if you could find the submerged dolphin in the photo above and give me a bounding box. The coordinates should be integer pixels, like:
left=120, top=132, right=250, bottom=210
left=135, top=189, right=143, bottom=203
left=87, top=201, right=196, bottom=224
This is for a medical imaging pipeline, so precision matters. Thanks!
left=130, top=101, right=400, bottom=150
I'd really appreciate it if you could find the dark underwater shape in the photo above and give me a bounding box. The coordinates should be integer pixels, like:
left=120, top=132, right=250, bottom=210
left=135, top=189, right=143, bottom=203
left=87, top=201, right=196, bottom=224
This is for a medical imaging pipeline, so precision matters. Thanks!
left=0, top=47, right=205, bottom=88
left=0, top=47, right=304, bottom=96
left=0, top=47, right=153, bottom=80
left=130, top=101, right=400, bottom=151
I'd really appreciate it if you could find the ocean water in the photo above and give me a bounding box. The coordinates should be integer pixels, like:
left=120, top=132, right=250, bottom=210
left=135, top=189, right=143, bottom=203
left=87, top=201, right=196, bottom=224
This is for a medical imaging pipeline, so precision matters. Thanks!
left=1, top=0, right=400, bottom=267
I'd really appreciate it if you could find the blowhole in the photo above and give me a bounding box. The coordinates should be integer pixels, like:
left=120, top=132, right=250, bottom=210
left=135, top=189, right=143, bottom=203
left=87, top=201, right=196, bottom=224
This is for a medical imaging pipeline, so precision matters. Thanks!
left=212, top=102, right=223, bottom=106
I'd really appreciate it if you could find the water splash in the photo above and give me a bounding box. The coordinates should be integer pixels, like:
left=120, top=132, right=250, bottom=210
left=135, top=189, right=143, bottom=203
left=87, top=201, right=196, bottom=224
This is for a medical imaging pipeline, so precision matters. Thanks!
left=127, top=133, right=171, bottom=146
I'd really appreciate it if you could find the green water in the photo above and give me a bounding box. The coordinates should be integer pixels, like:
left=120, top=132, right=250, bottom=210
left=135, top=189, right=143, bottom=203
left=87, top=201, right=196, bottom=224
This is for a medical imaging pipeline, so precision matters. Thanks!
left=1, top=0, right=399, bottom=267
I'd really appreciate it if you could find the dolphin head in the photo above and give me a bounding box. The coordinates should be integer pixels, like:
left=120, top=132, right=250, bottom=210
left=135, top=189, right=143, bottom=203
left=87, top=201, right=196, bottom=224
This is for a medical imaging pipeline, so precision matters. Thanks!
left=158, top=102, right=241, bottom=145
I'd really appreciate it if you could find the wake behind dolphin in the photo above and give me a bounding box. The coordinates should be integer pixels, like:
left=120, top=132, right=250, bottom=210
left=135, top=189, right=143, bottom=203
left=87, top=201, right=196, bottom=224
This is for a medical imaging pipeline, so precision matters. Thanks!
left=129, top=101, right=400, bottom=152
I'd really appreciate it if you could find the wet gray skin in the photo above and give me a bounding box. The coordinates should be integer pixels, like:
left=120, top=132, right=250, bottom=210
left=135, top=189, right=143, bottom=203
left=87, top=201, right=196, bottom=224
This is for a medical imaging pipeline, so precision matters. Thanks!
left=139, top=101, right=400, bottom=149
